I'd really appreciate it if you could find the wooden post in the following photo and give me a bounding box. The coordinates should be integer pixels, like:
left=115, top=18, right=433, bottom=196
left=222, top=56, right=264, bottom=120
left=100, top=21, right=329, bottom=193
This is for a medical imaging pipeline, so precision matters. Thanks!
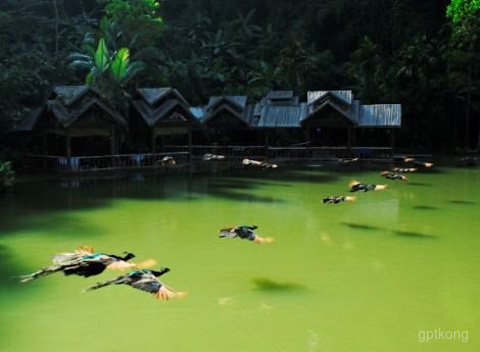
left=347, top=126, right=353, bottom=149
left=65, top=129, right=71, bottom=171
left=151, top=128, right=157, bottom=167
left=110, top=128, right=116, bottom=168
left=304, top=123, right=310, bottom=144
left=65, top=130, right=71, bottom=158
left=390, top=129, right=395, bottom=150
left=42, top=132, right=48, bottom=168
left=188, top=122, right=192, bottom=163
left=42, top=133, right=47, bottom=155
left=264, top=129, right=270, bottom=157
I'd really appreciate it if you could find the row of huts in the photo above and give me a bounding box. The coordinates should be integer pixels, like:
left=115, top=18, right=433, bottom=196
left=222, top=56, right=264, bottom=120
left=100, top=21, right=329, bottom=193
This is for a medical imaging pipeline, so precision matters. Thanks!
left=18, top=86, right=401, bottom=157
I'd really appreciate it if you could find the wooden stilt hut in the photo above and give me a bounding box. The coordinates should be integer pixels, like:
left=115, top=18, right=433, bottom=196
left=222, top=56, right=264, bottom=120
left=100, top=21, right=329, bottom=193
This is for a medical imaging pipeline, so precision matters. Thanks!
left=131, top=88, right=197, bottom=158
left=17, top=85, right=126, bottom=169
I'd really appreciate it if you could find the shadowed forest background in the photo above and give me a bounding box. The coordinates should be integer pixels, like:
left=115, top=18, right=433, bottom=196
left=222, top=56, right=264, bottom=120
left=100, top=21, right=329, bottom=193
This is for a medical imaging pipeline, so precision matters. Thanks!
left=0, top=0, right=479, bottom=150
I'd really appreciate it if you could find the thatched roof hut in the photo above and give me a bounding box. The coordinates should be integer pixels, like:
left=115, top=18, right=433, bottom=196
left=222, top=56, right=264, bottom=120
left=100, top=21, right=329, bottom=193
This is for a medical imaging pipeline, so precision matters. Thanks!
left=18, top=85, right=126, bottom=157
left=131, top=88, right=197, bottom=151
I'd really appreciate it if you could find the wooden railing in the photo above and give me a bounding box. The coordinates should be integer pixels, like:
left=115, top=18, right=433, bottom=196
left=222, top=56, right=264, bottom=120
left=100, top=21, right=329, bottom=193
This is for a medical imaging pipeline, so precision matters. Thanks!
left=24, top=152, right=190, bottom=172
left=23, top=146, right=393, bottom=172
left=164, top=145, right=393, bottom=160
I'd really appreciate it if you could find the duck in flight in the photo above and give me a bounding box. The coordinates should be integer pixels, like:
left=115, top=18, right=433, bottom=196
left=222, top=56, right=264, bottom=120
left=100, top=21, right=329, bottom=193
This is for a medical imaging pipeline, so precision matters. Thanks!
left=19, top=246, right=156, bottom=283
left=242, top=158, right=278, bottom=169
left=203, top=153, right=226, bottom=161
left=323, top=196, right=356, bottom=204
left=349, top=181, right=387, bottom=193
left=395, top=156, right=433, bottom=168
left=85, top=268, right=187, bottom=301
left=393, top=167, right=417, bottom=173
left=219, top=225, right=274, bottom=244
left=380, top=171, right=407, bottom=181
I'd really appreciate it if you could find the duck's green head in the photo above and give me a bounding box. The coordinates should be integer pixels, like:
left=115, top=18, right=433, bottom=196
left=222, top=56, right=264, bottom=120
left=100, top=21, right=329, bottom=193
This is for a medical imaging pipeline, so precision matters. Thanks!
left=128, top=269, right=150, bottom=276
left=82, top=253, right=105, bottom=260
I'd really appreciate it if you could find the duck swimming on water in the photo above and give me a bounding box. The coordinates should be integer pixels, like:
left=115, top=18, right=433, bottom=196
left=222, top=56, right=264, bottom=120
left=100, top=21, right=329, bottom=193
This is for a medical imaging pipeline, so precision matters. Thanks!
left=19, top=246, right=156, bottom=283
left=85, top=268, right=187, bottom=300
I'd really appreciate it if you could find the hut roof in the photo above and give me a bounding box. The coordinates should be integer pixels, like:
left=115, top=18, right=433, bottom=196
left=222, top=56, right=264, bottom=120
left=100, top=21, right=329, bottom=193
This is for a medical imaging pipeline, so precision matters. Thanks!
left=303, top=98, right=357, bottom=125
left=305, top=90, right=401, bottom=128
left=202, top=95, right=252, bottom=125
left=255, top=103, right=308, bottom=128
left=357, top=104, right=402, bottom=128
left=51, top=86, right=97, bottom=106
left=206, top=95, right=247, bottom=111
left=47, top=97, right=126, bottom=128
left=136, top=88, right=190, bottom=107
left=132, top=99, right=195, bottom=127
left=252, top=91, right=306, bottom=128
left=189, top=107, right=205, bottom=120
left=307, top=90, right=353, bottom=106
left=18, top=85, right=126, bottom=131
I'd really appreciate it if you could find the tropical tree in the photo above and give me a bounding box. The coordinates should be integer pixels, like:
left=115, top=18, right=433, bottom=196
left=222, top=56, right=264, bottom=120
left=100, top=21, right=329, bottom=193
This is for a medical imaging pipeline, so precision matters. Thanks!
left=447, top=0, right=480, bottom=147
left=0, top=161, right=15, bottom=193
left=69, top=37, right=145, bottom=87
left=68, top=37, right=145, bottom=118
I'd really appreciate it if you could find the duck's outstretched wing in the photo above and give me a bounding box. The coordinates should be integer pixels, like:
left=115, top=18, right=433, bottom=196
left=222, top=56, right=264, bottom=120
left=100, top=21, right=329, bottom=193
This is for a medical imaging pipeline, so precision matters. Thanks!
left=130, top=277, right=187, bottom=298
left=53, top=246, right=93, bottom=264
left=219, top=229, right=236, bottom=238
left=18, top=264, right=64, bottom=283
left=84, top=276, right=129, bottom=292
left=153, top=284, right=189, bottom=301
left=75, top=246, right=94, bottom=255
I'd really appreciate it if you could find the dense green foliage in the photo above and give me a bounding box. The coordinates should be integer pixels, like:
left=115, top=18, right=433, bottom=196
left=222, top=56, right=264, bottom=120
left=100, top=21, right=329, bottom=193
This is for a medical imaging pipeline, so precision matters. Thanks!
left=0, top=161, right=15, bottom=192
left=0, top=0, right=479, bottom=149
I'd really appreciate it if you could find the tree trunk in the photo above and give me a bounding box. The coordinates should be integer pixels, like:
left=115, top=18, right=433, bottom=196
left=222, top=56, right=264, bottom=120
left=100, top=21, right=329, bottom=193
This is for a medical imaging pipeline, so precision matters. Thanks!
left=53, top=0, right=59, bottom=56
left=465, top=64, right=472, bottom=148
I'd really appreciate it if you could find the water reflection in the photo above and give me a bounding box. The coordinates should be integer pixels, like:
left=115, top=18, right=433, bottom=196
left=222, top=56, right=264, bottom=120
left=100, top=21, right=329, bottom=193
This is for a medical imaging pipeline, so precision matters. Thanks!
left=252, top=278, right=305, bottom=292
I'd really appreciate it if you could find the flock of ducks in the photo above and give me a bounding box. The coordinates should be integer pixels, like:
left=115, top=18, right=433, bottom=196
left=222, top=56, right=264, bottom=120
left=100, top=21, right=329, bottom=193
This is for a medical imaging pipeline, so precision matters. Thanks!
left=19, top=246, right=186, bottom=300
left=19, top=155, right=433, bottom=300
left=323, top=155, right=434, bottom=204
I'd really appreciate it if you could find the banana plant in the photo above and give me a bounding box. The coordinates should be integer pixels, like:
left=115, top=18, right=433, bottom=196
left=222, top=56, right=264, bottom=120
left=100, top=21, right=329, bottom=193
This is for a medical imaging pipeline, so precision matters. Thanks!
left=69, top=37, right=145, bottom=87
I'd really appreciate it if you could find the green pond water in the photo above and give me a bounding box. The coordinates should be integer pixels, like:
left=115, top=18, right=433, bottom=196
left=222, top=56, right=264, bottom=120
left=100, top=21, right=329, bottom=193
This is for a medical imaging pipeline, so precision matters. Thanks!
left=0, top=167, right=479, bottom=352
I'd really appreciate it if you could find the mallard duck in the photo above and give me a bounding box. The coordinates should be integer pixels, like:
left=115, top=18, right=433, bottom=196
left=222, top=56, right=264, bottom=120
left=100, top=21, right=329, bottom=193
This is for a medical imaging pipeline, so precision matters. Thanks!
left=161, top=156, right=176, bottom=166
left=19, top=246, right=156, bottom=283
left=393, top=167, right=417, bottom=173
left=323, top=196, right=356, bottom=204
left=380, top=171, right=407, bottom=181
left=349, top=181, right=387, bottom=192
left=202, top=153, right=226, bottom=161
left=219, top=225, right=274, bottom=244
left=242, top=158, right=278, bottom=169
left=85, top=268, right=187, bottom=300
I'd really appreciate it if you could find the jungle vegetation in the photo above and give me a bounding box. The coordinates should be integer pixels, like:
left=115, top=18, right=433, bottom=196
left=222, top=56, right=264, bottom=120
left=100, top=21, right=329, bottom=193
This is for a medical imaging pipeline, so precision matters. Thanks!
left=0, top=0, right=479, bottom=150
